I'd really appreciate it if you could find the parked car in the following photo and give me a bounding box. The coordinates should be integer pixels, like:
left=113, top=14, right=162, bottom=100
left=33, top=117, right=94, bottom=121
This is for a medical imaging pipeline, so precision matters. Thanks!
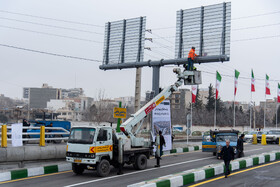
left=265, top=130, right=280, bottom=144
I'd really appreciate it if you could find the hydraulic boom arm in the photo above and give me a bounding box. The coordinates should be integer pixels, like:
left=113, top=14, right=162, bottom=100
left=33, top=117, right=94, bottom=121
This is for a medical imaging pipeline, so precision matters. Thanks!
left=120, top=68, right=198, bottom=139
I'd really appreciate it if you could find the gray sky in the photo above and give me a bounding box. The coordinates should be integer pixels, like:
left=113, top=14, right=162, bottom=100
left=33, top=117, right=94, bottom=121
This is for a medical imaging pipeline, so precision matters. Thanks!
left=0, top=0, right=280, bottom=104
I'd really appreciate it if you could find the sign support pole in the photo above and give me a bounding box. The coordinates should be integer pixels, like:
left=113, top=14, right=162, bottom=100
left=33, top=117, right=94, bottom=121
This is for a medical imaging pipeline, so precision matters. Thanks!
left=116, top=102, right=122, bottom=133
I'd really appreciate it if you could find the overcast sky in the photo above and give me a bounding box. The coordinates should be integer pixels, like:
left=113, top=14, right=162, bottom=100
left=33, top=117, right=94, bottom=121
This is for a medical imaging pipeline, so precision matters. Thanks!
left=0, top=0, right=280, bottom=104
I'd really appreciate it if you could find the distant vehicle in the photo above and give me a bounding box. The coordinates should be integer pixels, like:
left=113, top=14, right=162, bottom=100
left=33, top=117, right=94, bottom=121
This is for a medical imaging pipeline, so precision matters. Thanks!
left=256, top=131, right=268, bottom=142
left=202, top=129, right=239, bottom=159
left=244, top=131, right=259, bottom=142
left=173, top=125, right=183, bottom=132
left=27, top=120, right=71, bottom=143
left=265, top=130, right=280, bottom=144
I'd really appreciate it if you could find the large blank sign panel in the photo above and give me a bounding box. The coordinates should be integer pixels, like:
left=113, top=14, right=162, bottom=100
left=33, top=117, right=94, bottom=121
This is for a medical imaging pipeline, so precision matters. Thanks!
left=103, top=17, right=146, bottom=65
left=175, top=2, right=231, bottom=59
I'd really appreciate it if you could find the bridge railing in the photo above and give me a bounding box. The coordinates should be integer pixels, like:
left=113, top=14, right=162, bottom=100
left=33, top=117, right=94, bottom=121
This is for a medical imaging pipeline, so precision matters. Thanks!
left=0, top=124, right=70, bottom=147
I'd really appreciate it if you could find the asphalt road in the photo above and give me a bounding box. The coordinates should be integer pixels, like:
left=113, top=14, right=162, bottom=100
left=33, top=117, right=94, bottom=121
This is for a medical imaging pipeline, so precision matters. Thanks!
left=0, top=144, right=278, bottom=187
left=190, top=160, right=280, bottom=187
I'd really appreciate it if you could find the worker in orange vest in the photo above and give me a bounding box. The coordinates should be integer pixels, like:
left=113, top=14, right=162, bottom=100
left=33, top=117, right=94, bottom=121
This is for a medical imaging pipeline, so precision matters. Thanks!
left=187, top=47, right=198, bottom=70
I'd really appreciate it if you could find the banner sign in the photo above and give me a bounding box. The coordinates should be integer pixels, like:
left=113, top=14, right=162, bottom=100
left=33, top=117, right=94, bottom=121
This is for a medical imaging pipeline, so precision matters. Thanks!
left=12, top=123, right=23, bottom=147
left=152, top=100, right=172, bottom=151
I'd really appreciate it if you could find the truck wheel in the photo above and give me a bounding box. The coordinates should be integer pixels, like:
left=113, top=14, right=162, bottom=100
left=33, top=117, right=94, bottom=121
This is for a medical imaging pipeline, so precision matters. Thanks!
left=135, top=154, right=147, bottom=170
left=96, top=159, right=111, bottom=177
left=276, top=139, right=279, bottom=144
left=213, top=152, right=216, bottom=156
left=72, top=164, right=84, bottom=175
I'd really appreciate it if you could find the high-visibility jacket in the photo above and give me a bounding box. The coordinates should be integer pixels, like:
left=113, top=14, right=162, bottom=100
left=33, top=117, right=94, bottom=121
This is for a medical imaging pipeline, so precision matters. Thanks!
left=188, top=49, right=198, bottom=60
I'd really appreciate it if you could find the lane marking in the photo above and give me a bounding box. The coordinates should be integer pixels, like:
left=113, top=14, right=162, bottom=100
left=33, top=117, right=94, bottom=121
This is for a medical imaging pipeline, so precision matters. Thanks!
left=189, top=160, right=280, bottom=187
left=64, top=157, right=214, bottom=187
left=0, top=170, right=72, bottom=185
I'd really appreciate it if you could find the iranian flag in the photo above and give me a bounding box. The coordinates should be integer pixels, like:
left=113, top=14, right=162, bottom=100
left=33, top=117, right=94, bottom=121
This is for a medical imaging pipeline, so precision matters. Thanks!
left=234, top=69, right=240, bottom=96
left=278, top=83, right=280, bottom=103
left=251, top=69, right=255, bottom=92
left=216, top=71, right=222, bottom=99
left=266, top=74, right=271, bottom=95
left=191, top=85, right=198, bottom=103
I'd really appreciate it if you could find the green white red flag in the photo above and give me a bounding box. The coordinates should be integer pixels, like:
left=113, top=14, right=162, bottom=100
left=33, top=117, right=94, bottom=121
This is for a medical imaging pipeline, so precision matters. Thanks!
left=266, top=74, right=271, bottom=95
left=278, top=83, right=280, bottom=103
left=216, top=71, right=222, bottom=99
left=251, top=69, right=255, bottom=92
left=191, top=85, right=198, bottom=103
left=234, top=69, right=240, bottom=96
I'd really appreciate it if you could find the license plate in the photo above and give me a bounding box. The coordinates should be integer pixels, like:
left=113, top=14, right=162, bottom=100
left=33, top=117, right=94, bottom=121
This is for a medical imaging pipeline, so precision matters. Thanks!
left=74, top=159, right=81, bottom=163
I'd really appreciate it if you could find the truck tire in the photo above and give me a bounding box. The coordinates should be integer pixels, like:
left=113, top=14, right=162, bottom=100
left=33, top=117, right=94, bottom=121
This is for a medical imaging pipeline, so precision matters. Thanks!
left=213, top=152, right=216, bottom=156
left=72, top=163, right=84, bottom=175
left=96, top=159, right=111, bottom=177
left=134, top=154, right=147, bottom=170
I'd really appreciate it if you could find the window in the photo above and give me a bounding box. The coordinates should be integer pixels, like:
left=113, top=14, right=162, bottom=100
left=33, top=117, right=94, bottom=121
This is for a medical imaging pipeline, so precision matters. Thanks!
left=97, top=129, right=108, bottom=141
left=175, top=99, right=180, bottom=104
left=62, top=112, right=67, bottom=115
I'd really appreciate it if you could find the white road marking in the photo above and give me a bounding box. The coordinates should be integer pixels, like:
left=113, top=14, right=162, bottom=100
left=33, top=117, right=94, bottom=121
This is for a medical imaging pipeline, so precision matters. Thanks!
left=64, top=156, right=213, bottom=187
left=244, top=148, right=263, bottom=152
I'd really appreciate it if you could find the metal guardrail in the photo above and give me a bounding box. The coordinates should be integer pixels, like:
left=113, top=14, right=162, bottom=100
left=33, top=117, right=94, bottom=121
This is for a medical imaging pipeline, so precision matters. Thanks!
left=0, top=125, right=70, bottom=145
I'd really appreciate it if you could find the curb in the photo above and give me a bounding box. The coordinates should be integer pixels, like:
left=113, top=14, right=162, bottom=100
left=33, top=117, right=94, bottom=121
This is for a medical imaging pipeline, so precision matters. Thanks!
left=0, top=163, right=71, bottom=182
left=163, top=145, right=202, bottom=155
left=128, top=151, right=280, bottom=187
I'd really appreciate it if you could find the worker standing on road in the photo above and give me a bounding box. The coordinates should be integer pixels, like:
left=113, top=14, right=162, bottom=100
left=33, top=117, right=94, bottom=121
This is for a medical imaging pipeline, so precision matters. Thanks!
left=187, top=47, right=198, bottom=70
left=219, top=140, right=234, bottom=178
left=237, top=134, right=245, bottom=158
left=159, top=130, right=166, bottom=157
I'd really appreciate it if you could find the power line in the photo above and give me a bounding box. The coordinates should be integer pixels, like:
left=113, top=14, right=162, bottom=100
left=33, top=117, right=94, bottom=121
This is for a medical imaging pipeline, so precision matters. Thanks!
left=0, top=16, right=103, bottom=35
left=0, top=25, right=103, bottom=43
left=0, top=10, right=104, bottom=28
left=151, top=10, right=280, bottom=31
left=0, top=43, right=102, bottom=62
left=232, top=10, right=280, bottom=20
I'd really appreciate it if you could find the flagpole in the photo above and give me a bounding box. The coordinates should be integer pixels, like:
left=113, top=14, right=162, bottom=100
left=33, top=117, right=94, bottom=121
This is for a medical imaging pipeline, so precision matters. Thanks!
left=264, top=94, right=266, bottom=130
left=190, top=101, right=192, bottom=145
left=276, top=102, right=278, bottom=130
left=233, top=96, right=235, bottom=128
left=214, top=98, right=217, bottom=129
left=250, top=91, right=252, bottom=131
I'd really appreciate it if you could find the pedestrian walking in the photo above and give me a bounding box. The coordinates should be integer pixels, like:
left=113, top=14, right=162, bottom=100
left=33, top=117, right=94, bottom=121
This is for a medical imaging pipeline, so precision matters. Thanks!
left=237, top=134, right=245, bottom=158
left=219, top=140, right=234, bottom=178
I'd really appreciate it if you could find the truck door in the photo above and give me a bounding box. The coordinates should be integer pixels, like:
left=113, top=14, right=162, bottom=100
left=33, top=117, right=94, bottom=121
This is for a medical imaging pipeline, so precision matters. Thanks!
left=96, top=128, right=113, bottom=159
left=202, top=135, right=216, bottom=152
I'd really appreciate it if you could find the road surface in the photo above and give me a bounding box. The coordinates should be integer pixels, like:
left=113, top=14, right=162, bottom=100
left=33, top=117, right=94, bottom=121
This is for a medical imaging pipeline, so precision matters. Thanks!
left=0, top=144, right=278, bottom=187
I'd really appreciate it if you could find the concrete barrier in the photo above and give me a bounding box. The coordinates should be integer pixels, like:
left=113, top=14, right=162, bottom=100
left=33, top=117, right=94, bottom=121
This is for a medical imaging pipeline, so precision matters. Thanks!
left=128, top=151, right=280, bottom=187
left=0, top=145, right=66, bottom=162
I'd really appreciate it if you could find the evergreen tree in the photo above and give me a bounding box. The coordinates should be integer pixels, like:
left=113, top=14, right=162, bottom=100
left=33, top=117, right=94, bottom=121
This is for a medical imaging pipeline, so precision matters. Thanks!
left=206, top=84, right=215, bottom=111
left=194, top=87, right=203, bottom=109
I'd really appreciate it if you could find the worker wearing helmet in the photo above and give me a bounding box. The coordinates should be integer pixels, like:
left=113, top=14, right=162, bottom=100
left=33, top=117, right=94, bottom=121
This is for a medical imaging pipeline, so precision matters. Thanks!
left=187, top=47, right=198, bottom=70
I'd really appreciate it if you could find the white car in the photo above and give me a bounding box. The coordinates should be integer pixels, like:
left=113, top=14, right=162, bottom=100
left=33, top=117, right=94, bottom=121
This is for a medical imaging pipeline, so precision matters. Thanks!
left=244, top=131, right=258, bottom=142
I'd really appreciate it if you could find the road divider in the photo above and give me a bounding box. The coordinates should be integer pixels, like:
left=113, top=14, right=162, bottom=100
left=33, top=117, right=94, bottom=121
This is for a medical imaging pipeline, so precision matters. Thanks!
left=0, top=163, right=71, bottom=183
left=128, top=150, right=280, bottom=187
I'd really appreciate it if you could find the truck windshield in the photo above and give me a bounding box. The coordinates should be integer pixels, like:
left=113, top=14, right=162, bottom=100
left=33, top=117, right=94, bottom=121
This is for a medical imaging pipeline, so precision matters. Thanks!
left=68, top=128, right=95, bottom=144
left=216, top=135, right=237, bottom=142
